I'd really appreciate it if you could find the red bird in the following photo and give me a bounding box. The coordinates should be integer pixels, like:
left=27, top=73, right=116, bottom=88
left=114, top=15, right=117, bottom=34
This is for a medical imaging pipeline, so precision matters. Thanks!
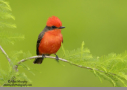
left=33, top=16, right=65, bottom=64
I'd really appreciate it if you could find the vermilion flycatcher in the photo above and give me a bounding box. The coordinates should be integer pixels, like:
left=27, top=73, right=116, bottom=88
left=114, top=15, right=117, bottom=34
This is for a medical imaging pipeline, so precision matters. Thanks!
left=33, top=16, right=65, bottom=64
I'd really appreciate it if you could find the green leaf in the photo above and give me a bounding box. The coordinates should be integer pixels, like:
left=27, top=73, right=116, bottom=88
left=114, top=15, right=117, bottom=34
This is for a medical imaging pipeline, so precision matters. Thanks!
left=62, top=41, right=127, bottom=87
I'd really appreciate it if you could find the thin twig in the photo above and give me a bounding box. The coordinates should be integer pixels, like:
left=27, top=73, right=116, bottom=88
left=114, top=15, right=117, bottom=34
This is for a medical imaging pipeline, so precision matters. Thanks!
left=14, top=55, right=68, bottom=71
left=0, top=45, right=116, bottom=75
left=14, top=55, right=116, bottom=75
left=0, top=45, right=11, bottom=64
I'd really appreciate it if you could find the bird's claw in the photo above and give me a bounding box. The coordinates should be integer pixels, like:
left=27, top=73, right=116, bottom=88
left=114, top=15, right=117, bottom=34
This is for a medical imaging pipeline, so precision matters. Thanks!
left=55, top=54, right=59, bottom=61
left=42, top=54, right=45, bottom=58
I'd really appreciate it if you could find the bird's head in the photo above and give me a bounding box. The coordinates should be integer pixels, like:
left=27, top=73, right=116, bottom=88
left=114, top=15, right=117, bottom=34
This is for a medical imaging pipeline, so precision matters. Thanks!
left=46, top=16, right=65, bottom=30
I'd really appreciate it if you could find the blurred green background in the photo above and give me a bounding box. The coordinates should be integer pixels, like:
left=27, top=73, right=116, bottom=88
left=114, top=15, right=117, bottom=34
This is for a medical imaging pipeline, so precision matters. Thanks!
left=1, top=0, right=127, bottom=87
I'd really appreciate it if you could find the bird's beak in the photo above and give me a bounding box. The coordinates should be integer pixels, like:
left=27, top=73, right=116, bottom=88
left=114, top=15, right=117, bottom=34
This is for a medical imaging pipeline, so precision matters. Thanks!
left=59, top=26, right=65, bottom=29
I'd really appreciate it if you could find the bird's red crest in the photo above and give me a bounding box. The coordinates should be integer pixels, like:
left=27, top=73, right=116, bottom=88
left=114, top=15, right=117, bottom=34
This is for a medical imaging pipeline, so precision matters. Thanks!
left=46, top=16, right=62, bottom=27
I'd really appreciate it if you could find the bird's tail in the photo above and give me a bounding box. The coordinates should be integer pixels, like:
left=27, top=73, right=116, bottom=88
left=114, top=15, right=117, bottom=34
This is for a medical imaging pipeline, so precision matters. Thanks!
left=33, top=58, right=44, bottom=64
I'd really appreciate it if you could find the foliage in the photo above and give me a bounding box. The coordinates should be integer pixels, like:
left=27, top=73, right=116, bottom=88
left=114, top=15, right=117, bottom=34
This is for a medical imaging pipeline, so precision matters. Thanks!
left=0, top=49, right=33, bottom=87
left=0, top=0, right=24, bottom=45
left=0, top=0, right=31, bottom=87
left=62, top=41, right=127, bottom=87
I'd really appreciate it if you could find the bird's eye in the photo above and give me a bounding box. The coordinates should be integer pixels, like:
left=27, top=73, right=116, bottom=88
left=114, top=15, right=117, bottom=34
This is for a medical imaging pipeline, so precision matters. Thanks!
left=52, top=26, right=56, bottom=28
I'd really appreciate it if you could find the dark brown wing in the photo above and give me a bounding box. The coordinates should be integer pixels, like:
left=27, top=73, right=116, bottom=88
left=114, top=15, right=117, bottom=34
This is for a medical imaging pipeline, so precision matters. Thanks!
left=35, top=31, right=46, bottom=64
left=36, top=39, right=41, bottom=55
left=36, top=26, right=51, bottom=55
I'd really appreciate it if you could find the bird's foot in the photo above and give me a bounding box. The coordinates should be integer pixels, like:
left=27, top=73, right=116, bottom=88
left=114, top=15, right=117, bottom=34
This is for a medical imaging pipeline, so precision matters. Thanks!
left=55, top=54, right=59, bottom=62
left=42, top=54, right=45, bottom=59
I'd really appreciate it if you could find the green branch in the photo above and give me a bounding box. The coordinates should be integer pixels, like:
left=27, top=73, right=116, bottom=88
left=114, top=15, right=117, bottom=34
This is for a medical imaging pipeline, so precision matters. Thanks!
left=0, top=45, right=11, bottom=64
left=0, top=44, right=116, bottom=76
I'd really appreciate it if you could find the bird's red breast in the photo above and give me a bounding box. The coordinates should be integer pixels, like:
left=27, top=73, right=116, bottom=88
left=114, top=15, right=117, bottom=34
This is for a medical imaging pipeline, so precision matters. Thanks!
left=38, top=29, right=63, bottom=54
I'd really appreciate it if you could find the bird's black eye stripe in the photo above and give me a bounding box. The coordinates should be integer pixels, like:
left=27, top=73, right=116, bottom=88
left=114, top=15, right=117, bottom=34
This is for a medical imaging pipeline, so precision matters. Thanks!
left=52, top=26, right=57, bottom=28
